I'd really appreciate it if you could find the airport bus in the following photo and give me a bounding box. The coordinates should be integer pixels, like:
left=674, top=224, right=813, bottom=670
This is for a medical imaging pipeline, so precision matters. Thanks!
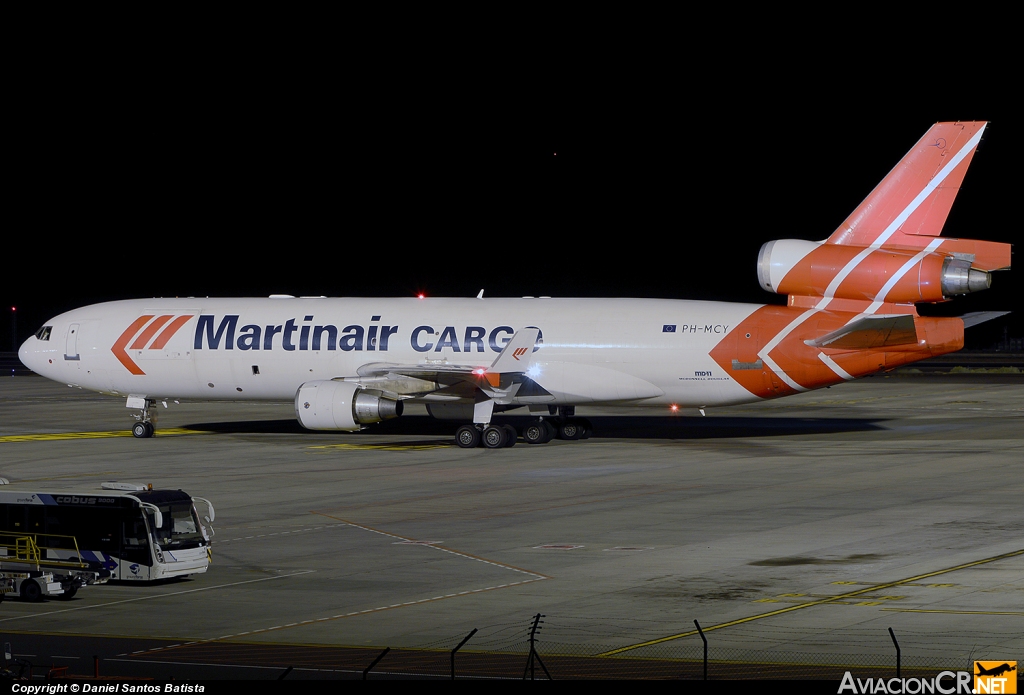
left=0, top=485, right=214, bottom=581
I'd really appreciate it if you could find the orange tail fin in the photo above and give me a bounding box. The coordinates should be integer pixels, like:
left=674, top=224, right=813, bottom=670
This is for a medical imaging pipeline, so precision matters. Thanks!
left=828, top=121, right=987, bottom=248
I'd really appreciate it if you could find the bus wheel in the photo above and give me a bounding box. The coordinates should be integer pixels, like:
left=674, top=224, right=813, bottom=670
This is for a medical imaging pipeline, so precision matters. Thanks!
left=20, top=579, right=43, bottom=602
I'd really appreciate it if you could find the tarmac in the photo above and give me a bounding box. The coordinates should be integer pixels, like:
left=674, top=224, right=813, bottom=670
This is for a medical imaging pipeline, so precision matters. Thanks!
left=0, top=372, right=1021, bottom=679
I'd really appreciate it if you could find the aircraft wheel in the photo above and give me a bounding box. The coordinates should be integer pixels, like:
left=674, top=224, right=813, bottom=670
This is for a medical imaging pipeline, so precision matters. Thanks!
left=132, top=422, right=149, bottom=438
left=482, top=425, right=507, bottom=449
left=541, top=420, right=556, bottom=443
left=559, top=420, right=583, bottom=440
left=20, top=579, right=43, bottom=602
left=578, top=418, right=592, bottom=439
left=455, top=425, right=481, bottom=449
left=523, top=422, right=547, bottom=444
left=145, top=422, right=155, bottom=437
left=502, top=424, right=517, bottom=447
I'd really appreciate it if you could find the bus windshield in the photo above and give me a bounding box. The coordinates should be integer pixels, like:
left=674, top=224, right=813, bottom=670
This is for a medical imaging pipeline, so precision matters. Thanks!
left=148, top=502, right=205, bottom=549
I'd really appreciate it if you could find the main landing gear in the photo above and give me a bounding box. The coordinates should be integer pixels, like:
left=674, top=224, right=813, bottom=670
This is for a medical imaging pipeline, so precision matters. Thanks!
left=454, top=407, right=592, bottom=448
left=129, top=397, right=158, bottom=438
left=456, top=424, right=518, bottom=449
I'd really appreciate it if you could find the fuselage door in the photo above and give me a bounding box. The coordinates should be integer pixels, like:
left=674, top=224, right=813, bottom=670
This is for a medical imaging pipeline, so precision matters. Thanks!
left=65, top=323, right=80, bottom=361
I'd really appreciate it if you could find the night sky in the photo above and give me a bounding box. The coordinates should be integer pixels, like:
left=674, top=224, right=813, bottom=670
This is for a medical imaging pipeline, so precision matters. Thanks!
left=4, top=61, right=1019, bottom=352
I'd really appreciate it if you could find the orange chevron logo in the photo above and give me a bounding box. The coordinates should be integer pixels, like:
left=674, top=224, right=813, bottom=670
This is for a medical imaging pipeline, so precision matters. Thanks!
left=512, top=347, right=528, bottom=361
left=112, top=315, right=194, bottom=375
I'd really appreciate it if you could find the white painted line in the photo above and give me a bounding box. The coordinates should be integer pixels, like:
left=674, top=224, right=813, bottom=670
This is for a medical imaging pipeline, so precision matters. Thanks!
left=818, top=352, right=854, bottom=381
left=220, top=523, right=347, bottom=544
left=758, top=309, right=818, bottom=392
left=866, top=238, right=945, bottom=314
left=0, top=570, right=315, bottom=624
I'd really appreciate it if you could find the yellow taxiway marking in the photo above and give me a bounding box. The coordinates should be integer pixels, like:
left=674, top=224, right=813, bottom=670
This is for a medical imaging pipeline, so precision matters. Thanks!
left=881, top=608, right=1024, bottom=616
left=0, top=428, right=209, bottom=443
left=308, top=443, right=451, bottom=451
left=598, top=547, right=1024, bottom=657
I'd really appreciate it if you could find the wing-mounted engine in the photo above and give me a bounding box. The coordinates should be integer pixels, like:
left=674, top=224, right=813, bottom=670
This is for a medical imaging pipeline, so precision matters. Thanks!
left=295, top=380, right=403, bottom=431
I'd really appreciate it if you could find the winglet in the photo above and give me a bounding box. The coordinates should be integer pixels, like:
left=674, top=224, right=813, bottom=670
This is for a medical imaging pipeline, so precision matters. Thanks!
left=488, top=328, right=541, bottom=376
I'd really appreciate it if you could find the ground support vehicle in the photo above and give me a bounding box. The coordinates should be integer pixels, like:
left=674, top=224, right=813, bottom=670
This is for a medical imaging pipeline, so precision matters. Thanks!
left=0, top=487, right=214, bottom=581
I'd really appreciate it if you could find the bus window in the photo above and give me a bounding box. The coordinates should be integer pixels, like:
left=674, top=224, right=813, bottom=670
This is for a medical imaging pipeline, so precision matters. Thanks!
left=149, top=503, right=205, bottom=550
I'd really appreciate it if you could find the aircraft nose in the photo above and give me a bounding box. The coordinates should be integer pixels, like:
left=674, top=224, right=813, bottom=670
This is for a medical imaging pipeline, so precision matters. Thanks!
left=18, top=337, right=38, bottom=374
left=18, top=333, right=49, bottom=375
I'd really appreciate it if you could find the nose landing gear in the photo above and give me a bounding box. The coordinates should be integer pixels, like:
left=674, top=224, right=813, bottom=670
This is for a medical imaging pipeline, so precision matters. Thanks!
left=128, top=397, right=158, bottom=438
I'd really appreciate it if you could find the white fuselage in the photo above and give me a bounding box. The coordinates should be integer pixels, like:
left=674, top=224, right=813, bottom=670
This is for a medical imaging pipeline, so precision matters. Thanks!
left=20, top=297, right=767, bottom=409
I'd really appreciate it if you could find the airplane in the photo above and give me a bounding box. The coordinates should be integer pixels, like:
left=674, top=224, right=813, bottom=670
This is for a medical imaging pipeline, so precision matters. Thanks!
left=975, top=663, right=1016, bottom=678
left=18, top=121, right=1012, bottom=448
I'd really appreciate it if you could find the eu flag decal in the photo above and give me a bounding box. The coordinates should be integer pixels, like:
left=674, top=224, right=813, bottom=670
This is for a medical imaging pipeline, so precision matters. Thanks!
left=663, top=325, right=676, bottom=333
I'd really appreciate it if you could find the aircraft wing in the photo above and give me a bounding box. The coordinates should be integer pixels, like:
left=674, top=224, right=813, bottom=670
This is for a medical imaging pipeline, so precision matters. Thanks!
left=805, top=314, right=918, bottom=350
left=351, top=328, right=541, bottom=397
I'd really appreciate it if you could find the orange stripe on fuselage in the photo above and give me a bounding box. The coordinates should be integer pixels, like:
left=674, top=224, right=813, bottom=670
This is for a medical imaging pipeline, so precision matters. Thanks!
left=111, top=315, right=154, bottom=376
left=129, top=315, right=173, bottom=349
left=712, top=306, right=962, bottom=399
left=150, top=315, right=194, bottom=349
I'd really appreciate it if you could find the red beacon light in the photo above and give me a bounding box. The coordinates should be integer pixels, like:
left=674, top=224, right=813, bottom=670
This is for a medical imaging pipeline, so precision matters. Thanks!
left=670, top=404, right=679, bottom=412
left=417, top=293, right=426, bottom=299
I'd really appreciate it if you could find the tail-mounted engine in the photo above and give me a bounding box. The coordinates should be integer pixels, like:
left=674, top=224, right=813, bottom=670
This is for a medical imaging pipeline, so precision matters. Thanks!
left=295, top=380, right=403, bottom=431
left=757, top=239, right=1004, bottom=304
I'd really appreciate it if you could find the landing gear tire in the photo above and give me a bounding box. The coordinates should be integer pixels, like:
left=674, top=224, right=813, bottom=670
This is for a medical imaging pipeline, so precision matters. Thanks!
left=145, top=422, right=155, bottom=437
left=455, top=425, right=481, bottom=449
left=541, top=420, right=556, bottom=443
left=482, top=425, right=508, bottom=449
left=559, top=420, right=584, bottom=440
left=523, top=422, right=547, bottom=444
left=578, top=418, right=592, bottom=439
left=20, top=579, right=43, bottom=602
left=502, top=424, right=517, bottom=447
left=132, top=422, right=149, bottom=438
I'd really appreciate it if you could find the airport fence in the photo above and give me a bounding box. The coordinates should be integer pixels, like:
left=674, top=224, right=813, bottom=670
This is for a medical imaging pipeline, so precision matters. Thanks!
left=352, top=615, right=980, bottom=680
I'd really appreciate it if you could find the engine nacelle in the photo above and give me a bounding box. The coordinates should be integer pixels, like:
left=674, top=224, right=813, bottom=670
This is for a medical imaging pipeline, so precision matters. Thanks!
left=757, top=239, right=992, bottom=303
left=294, top=380, right=403, bottom=431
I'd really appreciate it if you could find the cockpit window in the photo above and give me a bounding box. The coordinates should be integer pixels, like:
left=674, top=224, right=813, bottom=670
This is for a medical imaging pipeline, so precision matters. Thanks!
left=34, top=326, right=52, bottom=341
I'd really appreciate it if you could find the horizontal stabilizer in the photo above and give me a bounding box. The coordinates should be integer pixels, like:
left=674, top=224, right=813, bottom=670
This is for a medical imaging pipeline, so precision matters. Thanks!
left=806, top=314, right=918, bottom=350
left=960, top=311, right=1010, bottom=328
